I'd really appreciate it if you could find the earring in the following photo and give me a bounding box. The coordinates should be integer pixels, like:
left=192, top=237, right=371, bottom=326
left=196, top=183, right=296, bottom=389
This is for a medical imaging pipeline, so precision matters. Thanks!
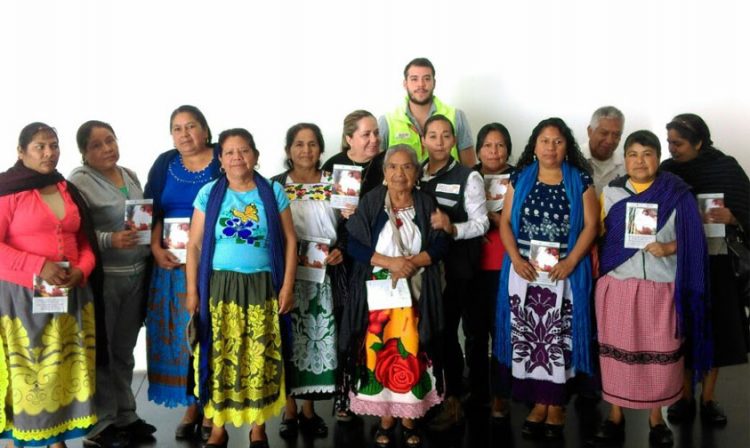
left=533, top=154, right=537, bottom=161
left=219, top=166, right=226, bottom=174
left=382, top=179, right=388, bottom=186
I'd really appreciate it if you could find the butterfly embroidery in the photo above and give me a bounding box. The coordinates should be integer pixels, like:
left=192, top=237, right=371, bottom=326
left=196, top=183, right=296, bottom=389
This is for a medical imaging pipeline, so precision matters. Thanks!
left=232, top=204, right=259, bottom=223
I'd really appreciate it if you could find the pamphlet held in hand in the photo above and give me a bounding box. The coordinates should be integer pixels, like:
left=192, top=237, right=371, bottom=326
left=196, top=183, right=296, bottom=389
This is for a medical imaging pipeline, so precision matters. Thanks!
left=624, top=202, right=658, bottom=249
left=697, top=193, right=726, bottom=238
left=163, top=217, right=190, bottom=264
left=124, top=199, right=154, bottom=245
left=33, top=261, right=69, bottom=314
left=529, top=240, right=560, bottom=286
left=296, top=236, right=331, bottom=284
left=331, top=164, right=362, bottom=210
left=484, top=174, right=510, bottom=212
left=366, top=278, right=412, bottom=310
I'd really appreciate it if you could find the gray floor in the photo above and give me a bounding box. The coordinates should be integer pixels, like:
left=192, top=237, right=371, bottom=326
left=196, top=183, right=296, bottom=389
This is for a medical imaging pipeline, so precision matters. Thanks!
left=61, top=363, right=749, bottom=448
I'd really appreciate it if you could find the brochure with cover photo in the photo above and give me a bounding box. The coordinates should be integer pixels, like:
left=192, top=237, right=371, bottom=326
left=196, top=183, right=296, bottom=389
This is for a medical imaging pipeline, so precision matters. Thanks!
left=331, top=164, right=362, bottom=209
left=529, top=240, right=560, bottom=286
left=484, top=174, right=510, bottom=212
left=33, top=261, right=69, bottom=314
left=296, top=236, right=330, bottom=284
left=624, top=202, right=658, bottom=249
left=124, top=199, right=154, bottom=245
left=697, top=193, right=726, bottom=238
left=163, top=217, right=190, bottom=264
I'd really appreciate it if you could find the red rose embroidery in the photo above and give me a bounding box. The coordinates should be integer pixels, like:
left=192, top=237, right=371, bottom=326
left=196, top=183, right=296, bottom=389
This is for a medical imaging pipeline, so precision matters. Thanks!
left=374, top=339, right=424, bottom=394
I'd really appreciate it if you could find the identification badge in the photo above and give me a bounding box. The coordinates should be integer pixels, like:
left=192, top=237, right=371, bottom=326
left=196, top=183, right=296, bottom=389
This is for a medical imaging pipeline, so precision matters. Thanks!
left=435, top=183, right=460, bottom=194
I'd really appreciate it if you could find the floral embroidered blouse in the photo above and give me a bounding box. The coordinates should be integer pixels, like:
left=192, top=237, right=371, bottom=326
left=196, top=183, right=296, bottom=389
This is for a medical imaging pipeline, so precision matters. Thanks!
left=194, top=179, right=289, bottom=274
left=284, top=172, right=338, bottom=246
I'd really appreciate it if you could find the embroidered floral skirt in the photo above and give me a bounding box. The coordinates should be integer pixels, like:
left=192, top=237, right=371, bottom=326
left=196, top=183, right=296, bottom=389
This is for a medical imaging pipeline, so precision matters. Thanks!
left=287, top=278, right=337, bottom=397
left=350, top=306, right=442, bottom=419
left=508, top=270, right=575, bottom=405
left=0, top=280, right=96, bottom=446
left=197, top=270, right=285, bottom=427
left=146, top=266, right=195, bottom=407
left=596, top=275, right=682, bottom=409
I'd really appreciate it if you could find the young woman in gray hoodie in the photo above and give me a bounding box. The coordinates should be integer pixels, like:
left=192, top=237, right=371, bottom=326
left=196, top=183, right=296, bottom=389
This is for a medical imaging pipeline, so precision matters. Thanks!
left=68, top=120, right=156, bottom=447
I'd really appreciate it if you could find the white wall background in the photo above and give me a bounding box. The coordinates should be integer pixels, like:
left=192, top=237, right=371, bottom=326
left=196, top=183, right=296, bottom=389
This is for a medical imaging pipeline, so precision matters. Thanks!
left=2, top=0, right=749, bottom=182
left=1, top=0, right=747, bottom=371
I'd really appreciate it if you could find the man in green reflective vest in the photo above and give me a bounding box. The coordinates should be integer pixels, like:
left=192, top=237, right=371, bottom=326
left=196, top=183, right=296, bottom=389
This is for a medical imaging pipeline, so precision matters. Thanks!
left=378, top=57, right=476, bottom=166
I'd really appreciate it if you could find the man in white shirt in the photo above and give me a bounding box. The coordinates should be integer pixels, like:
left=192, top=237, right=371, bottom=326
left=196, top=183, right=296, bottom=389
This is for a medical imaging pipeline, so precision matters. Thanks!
left=584, top=106, right=625, bottom=195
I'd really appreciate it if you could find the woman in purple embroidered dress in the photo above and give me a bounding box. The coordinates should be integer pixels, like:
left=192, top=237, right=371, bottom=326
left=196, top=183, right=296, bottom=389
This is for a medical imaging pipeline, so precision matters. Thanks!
left=495, top=118, right=598, bottom=440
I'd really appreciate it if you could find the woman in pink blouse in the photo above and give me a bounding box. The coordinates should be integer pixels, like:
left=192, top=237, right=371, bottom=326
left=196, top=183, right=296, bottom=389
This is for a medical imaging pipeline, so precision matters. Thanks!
left=0, top=123, right=102, bottom=448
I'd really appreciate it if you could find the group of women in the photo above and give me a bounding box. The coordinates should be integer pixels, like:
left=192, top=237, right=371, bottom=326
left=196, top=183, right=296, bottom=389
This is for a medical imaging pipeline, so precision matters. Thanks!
left=0, top=105, right=746, bottom=448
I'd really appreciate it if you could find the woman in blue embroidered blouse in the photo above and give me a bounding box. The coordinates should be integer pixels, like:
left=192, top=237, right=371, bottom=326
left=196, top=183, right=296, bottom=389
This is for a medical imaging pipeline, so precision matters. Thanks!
left=186, top=128, right=297, bottom=448
left=143, top=105, right=221, bottom=439
left=495, top=117, right=599, bottom=440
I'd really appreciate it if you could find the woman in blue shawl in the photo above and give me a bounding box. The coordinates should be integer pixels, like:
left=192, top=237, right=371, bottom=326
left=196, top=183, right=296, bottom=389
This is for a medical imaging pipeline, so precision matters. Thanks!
left=494, top=118, right=599, bottom=440
left=185, top=128, right=298, bottom=448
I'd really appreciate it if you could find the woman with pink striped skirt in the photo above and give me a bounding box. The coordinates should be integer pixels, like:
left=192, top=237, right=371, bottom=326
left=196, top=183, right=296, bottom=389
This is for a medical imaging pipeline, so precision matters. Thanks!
left=593, top=130, right=712, bottom=447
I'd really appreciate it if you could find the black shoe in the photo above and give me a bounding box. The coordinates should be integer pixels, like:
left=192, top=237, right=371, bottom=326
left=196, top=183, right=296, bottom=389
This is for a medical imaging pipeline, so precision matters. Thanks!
left=426, top=396, right=464, bottom=431
left=593, top=418, right=625, bottom=445
left=648, top=423, right=674, bottom=447
left=120, top=418, right=157, bottom=441
left=666, top=397, right=695, bottom=423
left=402, top=425, right=423, bottom=448
left=521, top=419, right=545, bottom=438
left=298, top=412, right=328, bottom=438
left=700, top=400, right=728, bottom=426
left=175, top=416, right=200, bottom=440
left=491, top=409, right=510, bottom=422
left=204, top=431, right=229, bottom=448
left=278, top=412, right=298, bottom=439
left=373, top=423, right=396, bottom=448
left=544, top=422, right=565, bottom=440
left=200, top=423, right=213, bottom=442
left=83, top=425, right=129, bottom=448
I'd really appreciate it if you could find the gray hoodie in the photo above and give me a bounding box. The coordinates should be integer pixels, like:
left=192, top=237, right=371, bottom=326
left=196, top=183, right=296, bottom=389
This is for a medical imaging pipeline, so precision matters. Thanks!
left=68, top=164, right=151, bottom=274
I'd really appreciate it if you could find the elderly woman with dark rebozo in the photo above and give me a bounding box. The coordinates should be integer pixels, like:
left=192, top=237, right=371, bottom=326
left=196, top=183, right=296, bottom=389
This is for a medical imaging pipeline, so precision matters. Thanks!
left=340, top=144, right=449, bottom=448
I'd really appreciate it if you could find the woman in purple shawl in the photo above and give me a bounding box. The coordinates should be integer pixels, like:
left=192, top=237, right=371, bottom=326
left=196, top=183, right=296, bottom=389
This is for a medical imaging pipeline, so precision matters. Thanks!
left=592, top=130, right=711, bottom=448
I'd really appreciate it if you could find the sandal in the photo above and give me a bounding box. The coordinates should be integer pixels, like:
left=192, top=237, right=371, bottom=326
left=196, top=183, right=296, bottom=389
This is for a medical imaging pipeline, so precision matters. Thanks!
left=373, top=423, right=395, bottom=448
left=334, top=395, right=354, bottom=422
left=278, top=411, right=298, bottom=439
left=402, top=425, right=423, bottom=448
left=298, top=412, right=328, bottom=438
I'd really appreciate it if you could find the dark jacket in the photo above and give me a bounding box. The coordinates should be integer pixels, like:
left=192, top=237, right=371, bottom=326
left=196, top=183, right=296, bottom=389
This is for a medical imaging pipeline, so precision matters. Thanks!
left=340, top=185, right=449, bottom=392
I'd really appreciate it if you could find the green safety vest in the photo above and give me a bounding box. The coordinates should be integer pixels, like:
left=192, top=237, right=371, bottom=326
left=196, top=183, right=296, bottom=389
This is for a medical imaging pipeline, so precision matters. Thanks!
left=385, top=96, right=458, bottom=162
